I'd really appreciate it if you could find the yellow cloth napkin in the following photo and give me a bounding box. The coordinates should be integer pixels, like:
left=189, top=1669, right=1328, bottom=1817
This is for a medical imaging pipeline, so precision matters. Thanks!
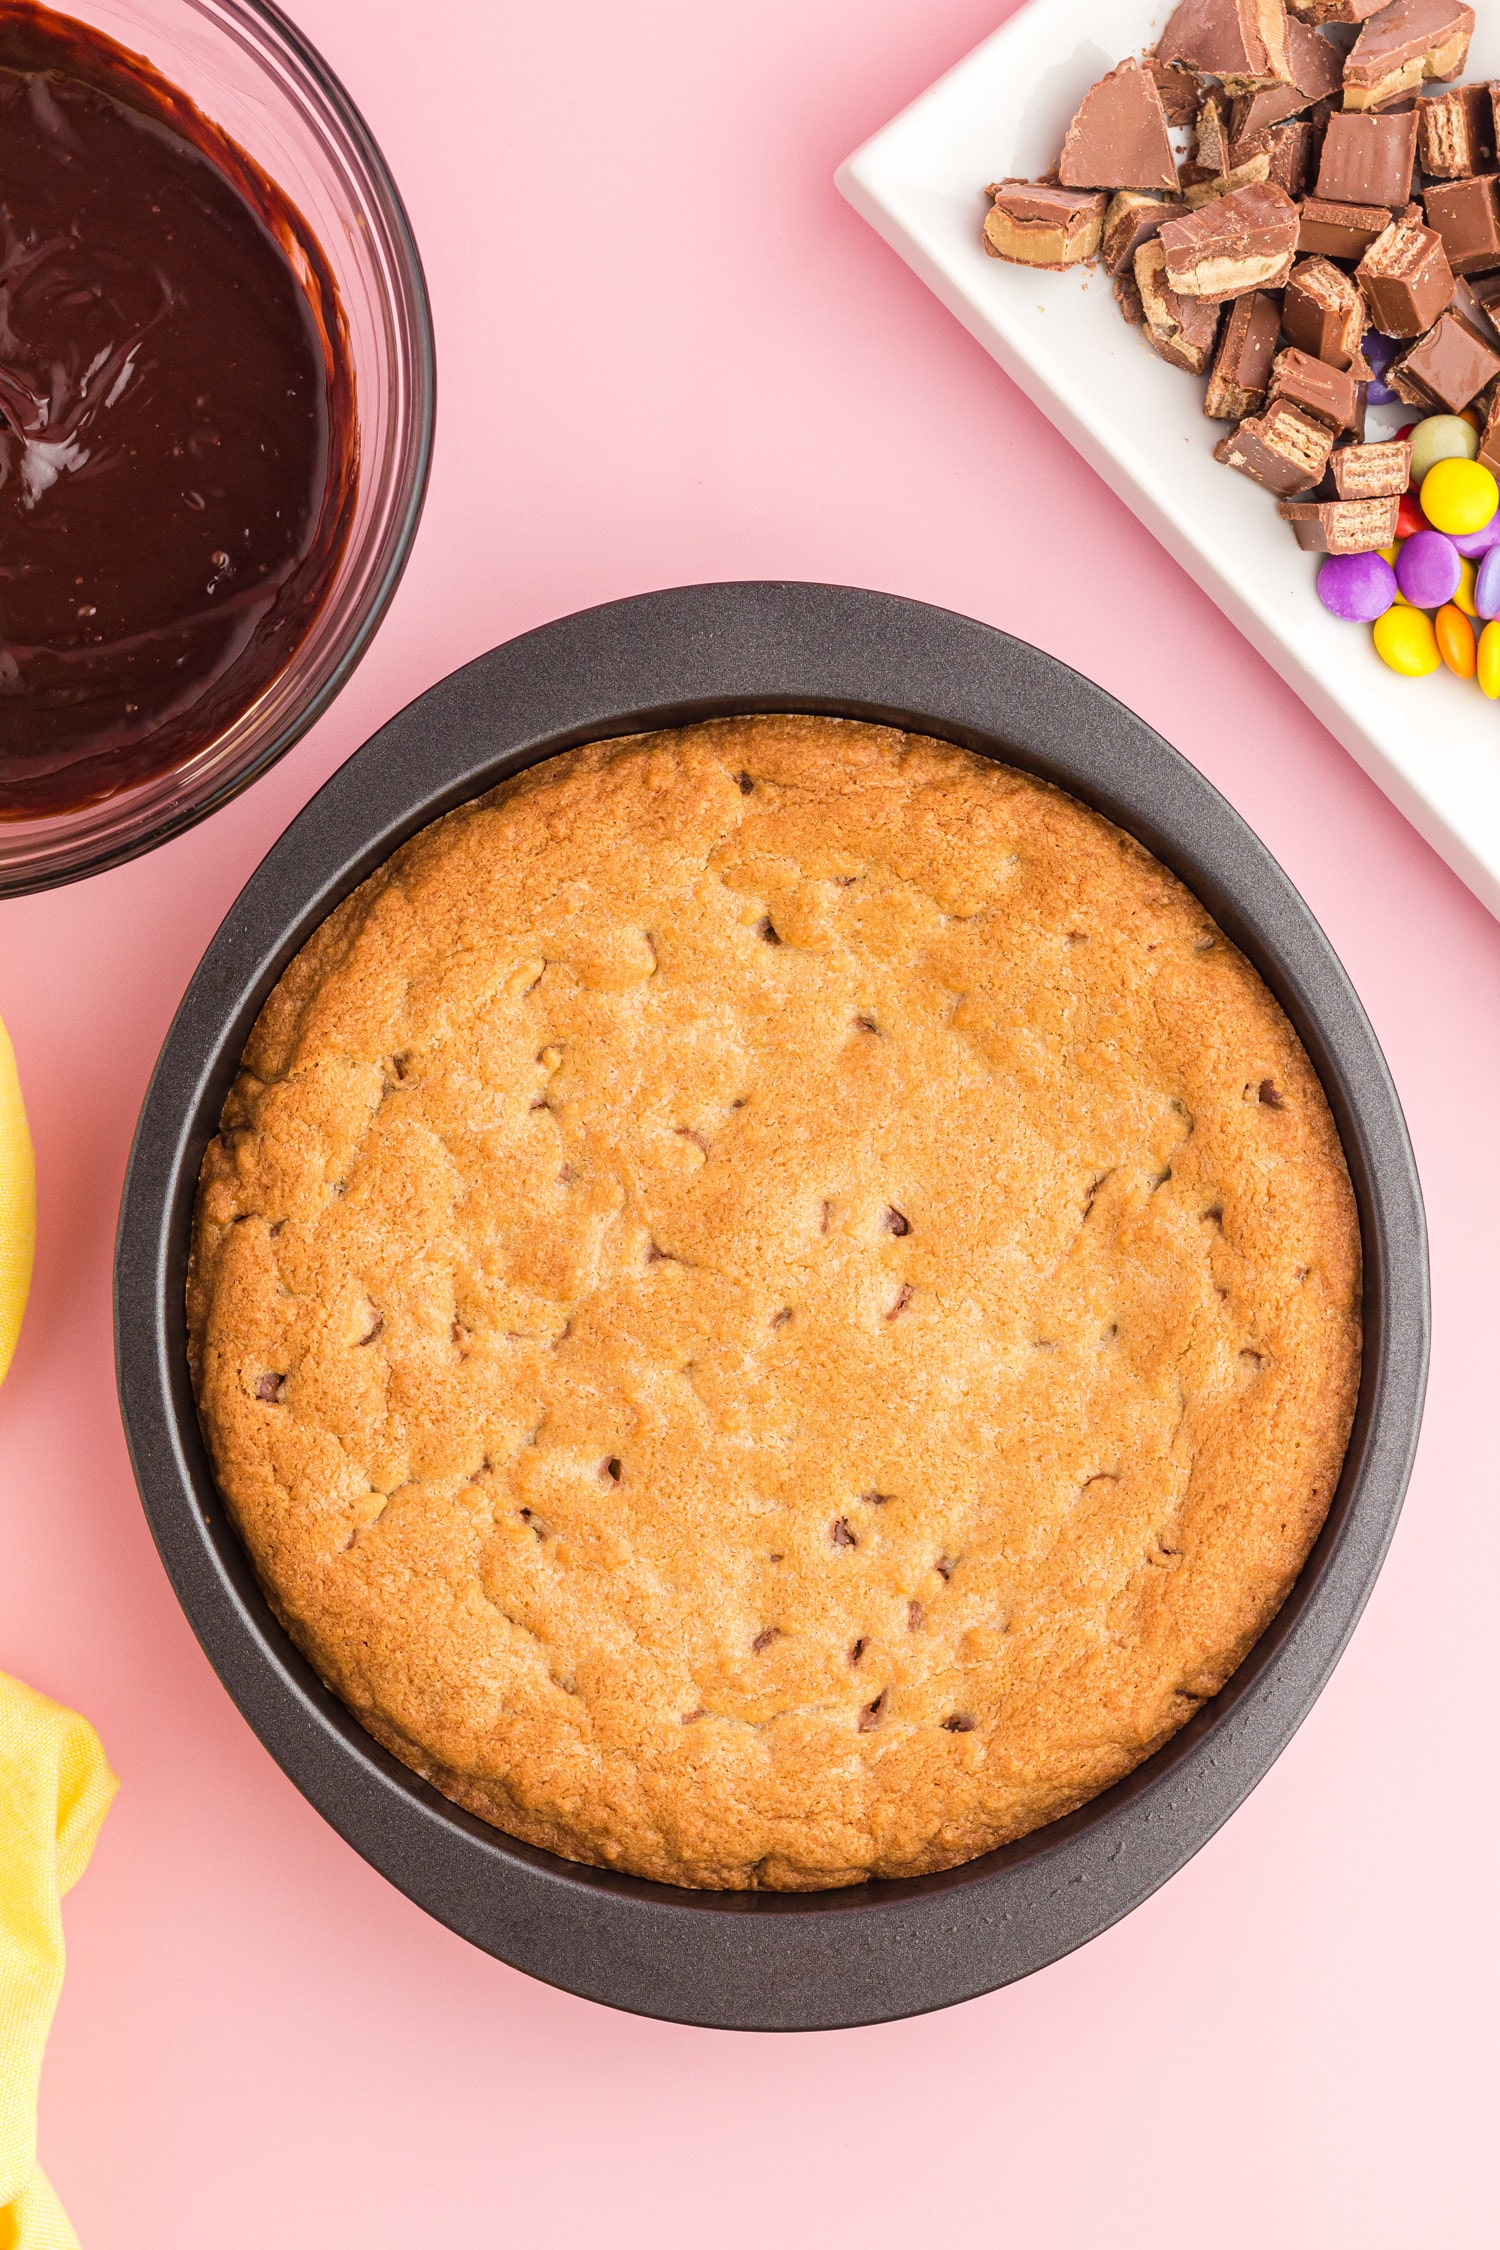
left=0, top=1678, right=115, bottom=2250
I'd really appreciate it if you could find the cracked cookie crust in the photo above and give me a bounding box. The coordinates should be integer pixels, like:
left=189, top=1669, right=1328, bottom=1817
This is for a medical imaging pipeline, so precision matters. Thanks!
left=188, top=716, right=1362, bottom=1890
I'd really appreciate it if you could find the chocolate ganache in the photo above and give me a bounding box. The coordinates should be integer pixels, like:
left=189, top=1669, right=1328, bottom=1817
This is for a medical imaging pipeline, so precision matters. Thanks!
left=0, top=3, right=357, bottom=818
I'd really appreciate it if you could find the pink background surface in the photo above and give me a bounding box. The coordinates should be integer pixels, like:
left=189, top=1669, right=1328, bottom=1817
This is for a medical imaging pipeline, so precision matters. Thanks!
left=1, top=0, right=1496, bottom=2240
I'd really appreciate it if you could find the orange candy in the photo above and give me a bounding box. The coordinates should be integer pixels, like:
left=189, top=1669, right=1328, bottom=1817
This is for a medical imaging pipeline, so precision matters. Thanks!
left=1436, top=603, right=1478, bottom=678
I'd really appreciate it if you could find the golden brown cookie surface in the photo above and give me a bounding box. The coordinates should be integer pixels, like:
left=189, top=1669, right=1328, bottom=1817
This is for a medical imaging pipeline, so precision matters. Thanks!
left=189, top=717, right=1361, bottom=1889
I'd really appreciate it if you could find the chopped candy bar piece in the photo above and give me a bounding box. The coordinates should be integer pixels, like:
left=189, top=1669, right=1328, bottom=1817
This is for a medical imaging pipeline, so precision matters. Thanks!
left=1158, top=0, right=1294, bottom=92
left=1344, top=0, right=1475, bottom=112
left=1298, top=195, right=1395, bottom=260
left=1478, top=383, right=1500, bottom=475
left=1268, top=345, right=1365, bottom=431
left=1417, top=83, right=1497, bottom=175
left=1358, top=210, right=1455, bottom=333
left=1389, top=307, right=1500, bottom=407
left=1101, top=190, right=1181, bottom=274
left=1136, top=240, right=1225, bottom=369
left=983, top=181, right=1106, bottom=268
left=1330, top=437, right=1414, bottom=494
left=1204, top=288, right=1285, bottom=416
left=1059, top=59, right=1179, bottom=193
left=1232, top=19, right=1345, bottom=137
left=1316, top=107, right=1419, bottom=207
left=1160, top=180, right=1300, bottom=296
left=1282, top=256, right=1368, bottom=366
left=1185, top=152, right=1276, bottom=204
left=1144, top=52, right=1205, bottom=124
left=1423, top=174, right=1500, bottom=275
left=1215, top=397, right=1336, bottom=489
left=1278, top=495, right=1402, bottom=548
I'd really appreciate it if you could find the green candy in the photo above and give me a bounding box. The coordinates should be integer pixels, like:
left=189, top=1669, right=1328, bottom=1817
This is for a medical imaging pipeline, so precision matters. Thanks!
left=1409, top=415, right=1480, bottom=485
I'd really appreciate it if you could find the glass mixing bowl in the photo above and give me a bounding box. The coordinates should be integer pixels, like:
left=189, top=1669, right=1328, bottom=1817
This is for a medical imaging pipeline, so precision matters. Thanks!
left=0, top=0, right=435, bottom=895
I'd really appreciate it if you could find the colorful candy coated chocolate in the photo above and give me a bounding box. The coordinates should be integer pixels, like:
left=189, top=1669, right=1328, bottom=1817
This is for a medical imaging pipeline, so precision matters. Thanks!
left=1436, top=604, right=1477, bottom=677
left=1395, top=529, right=1462, bottom=609
left=1317, top=551, right=1397, bottom=623
left=1420, top=458, right=1500, bottom=537
left=1409, top=415, right=1481, bottom=484
left=1476, top=545, right=1500, bottom=620
left=1395, top=492, right=1431, bottom=542
left=1479, top=620, right=1500, bottom=698
left=1451, top=517, right=1500, bottom=558
left=1373, top=607, right=1441, bottom=675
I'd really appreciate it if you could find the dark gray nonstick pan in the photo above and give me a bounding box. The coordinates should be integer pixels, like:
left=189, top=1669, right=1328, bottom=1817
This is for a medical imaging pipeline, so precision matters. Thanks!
left=115, top=582, right=1429, bottom=2030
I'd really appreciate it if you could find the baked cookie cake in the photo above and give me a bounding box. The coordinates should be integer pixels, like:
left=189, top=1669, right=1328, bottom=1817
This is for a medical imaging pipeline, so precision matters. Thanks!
left=188, top=715, right=1362, bottom=1890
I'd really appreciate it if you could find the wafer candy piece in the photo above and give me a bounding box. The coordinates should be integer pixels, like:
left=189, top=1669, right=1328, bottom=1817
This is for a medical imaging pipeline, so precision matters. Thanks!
left=1215, top=398, right=1336, bottom=490
left=1204, top=289, right=1285, bottom=416
left=1059, top=59, right=1180, bottom=193
left=1423, top=174, right=1500, bottom=275
left=1344, top=0, right=1475, bottom=111
left=1136, top=240, right=1225, bottom=370
left=1282, top=257, right=1368, bottom=368
left=1279, top=496, right=1402, bottom=548
left=1268, top=346, right=1365, bottom=432
left=1417, top=83, right=1497, bottom=175
left=1102, top=191, right=1182, bottom=273
left=1390, top=307, right=1500, bottom=407
left=1358, top=211, right=1455, bottom=334
left=1160, top=180, right=1300, bottom=296
left=1297, top=196, right=1395, bottom=261
left=1157, top=0, right=1294, bottom=92
left=1316, top=108, right=1419, bottom=208
left=983, top=182, right=1106, bottom=268
left=1330, top=438, right=1414, bottom=495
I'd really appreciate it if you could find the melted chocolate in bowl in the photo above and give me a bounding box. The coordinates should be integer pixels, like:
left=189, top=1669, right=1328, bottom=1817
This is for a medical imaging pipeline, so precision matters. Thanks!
left=0, top=1, right=357, bottom=819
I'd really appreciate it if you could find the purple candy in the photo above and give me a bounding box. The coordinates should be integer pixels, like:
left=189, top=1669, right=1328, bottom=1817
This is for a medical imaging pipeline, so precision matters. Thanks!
left=1453, top=517, right=1500, bottom=560
left=1476, top=545, right=1500, bottom=620
left=1396, top=528, right=1462, bottom=609
left=1318, top=550, right=1397, bottom=624
left=1362, top=329, right=1401, bottom=406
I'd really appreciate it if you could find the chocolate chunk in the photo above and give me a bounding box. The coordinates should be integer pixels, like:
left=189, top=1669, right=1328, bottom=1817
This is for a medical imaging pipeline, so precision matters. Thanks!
left=1344, top=0, right=1475, bottom=112
left=1389, top=307, right=1500, bottom=406
left=1144, top=53, right=1206, bottom=125
left=1423, top=175, right=1500, bottom=274
left=1478, top=383, right=1500, bottom=475
left=1268, top=344, right=1365, bottom=429
left=1059, top=59, right=1179, bottom=193
left=1195, top=95, right=1235, bottom=177
left=1114, top=268, right=1147, bottom=325
left=1452, top=271, right=1500, bottom=345
left=1102, top=191, right=1181, bottom=274
left=1160, top=180, right=1301, bottom=296
left=1215, top=398, right=1336, bottom=489
left=1417, top=83, right=1497, bottom=174
left=1317, top=108, right=1419, bottom=207
left=1265, top=120, right=1317, bottom=197
left=1297, top=195, right=1395, bottom=258
left=1282, top=256, right=1368, bottom=364
left=1184, top=154, right=1275, bottom=206
left=1287, top=0, right=1387, bottom=19
left=1158, top=0, right=1294, bottom=92
left=1329, top=436, right=1413, bottom=493
left=1232, top=18, right=1345, bottom=135
left=983, top=181, right=1105, bottom=268
left=1136, top=240, right=1224, bottom=370
left=1358, top=210, right=1455, bottom=332
left=1204, top=288, right=1285, bottom=415
left=1278, top=495, right=1402, bottom=547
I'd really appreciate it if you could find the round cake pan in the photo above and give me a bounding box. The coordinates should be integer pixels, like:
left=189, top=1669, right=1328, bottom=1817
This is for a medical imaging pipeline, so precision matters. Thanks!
left=115, top=582, right=1429, bottom=2031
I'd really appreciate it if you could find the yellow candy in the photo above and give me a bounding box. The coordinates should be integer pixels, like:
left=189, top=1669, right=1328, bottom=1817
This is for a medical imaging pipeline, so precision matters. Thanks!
left=1436, top=603, right=1477, bottom=678
left=1454, top=557, right=1479, bottom=619
left=0, top=1014, right=35, bottom=1387
left=1420, top=457, right=1500, bottom=537
left=1373, top=606, right=1441, bottom=675
left=1479, top=620, right=1500, bottom=699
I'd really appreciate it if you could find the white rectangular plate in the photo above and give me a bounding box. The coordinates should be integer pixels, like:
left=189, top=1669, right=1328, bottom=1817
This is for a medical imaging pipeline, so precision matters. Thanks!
left=837, top=0, right=1500, bottom=920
